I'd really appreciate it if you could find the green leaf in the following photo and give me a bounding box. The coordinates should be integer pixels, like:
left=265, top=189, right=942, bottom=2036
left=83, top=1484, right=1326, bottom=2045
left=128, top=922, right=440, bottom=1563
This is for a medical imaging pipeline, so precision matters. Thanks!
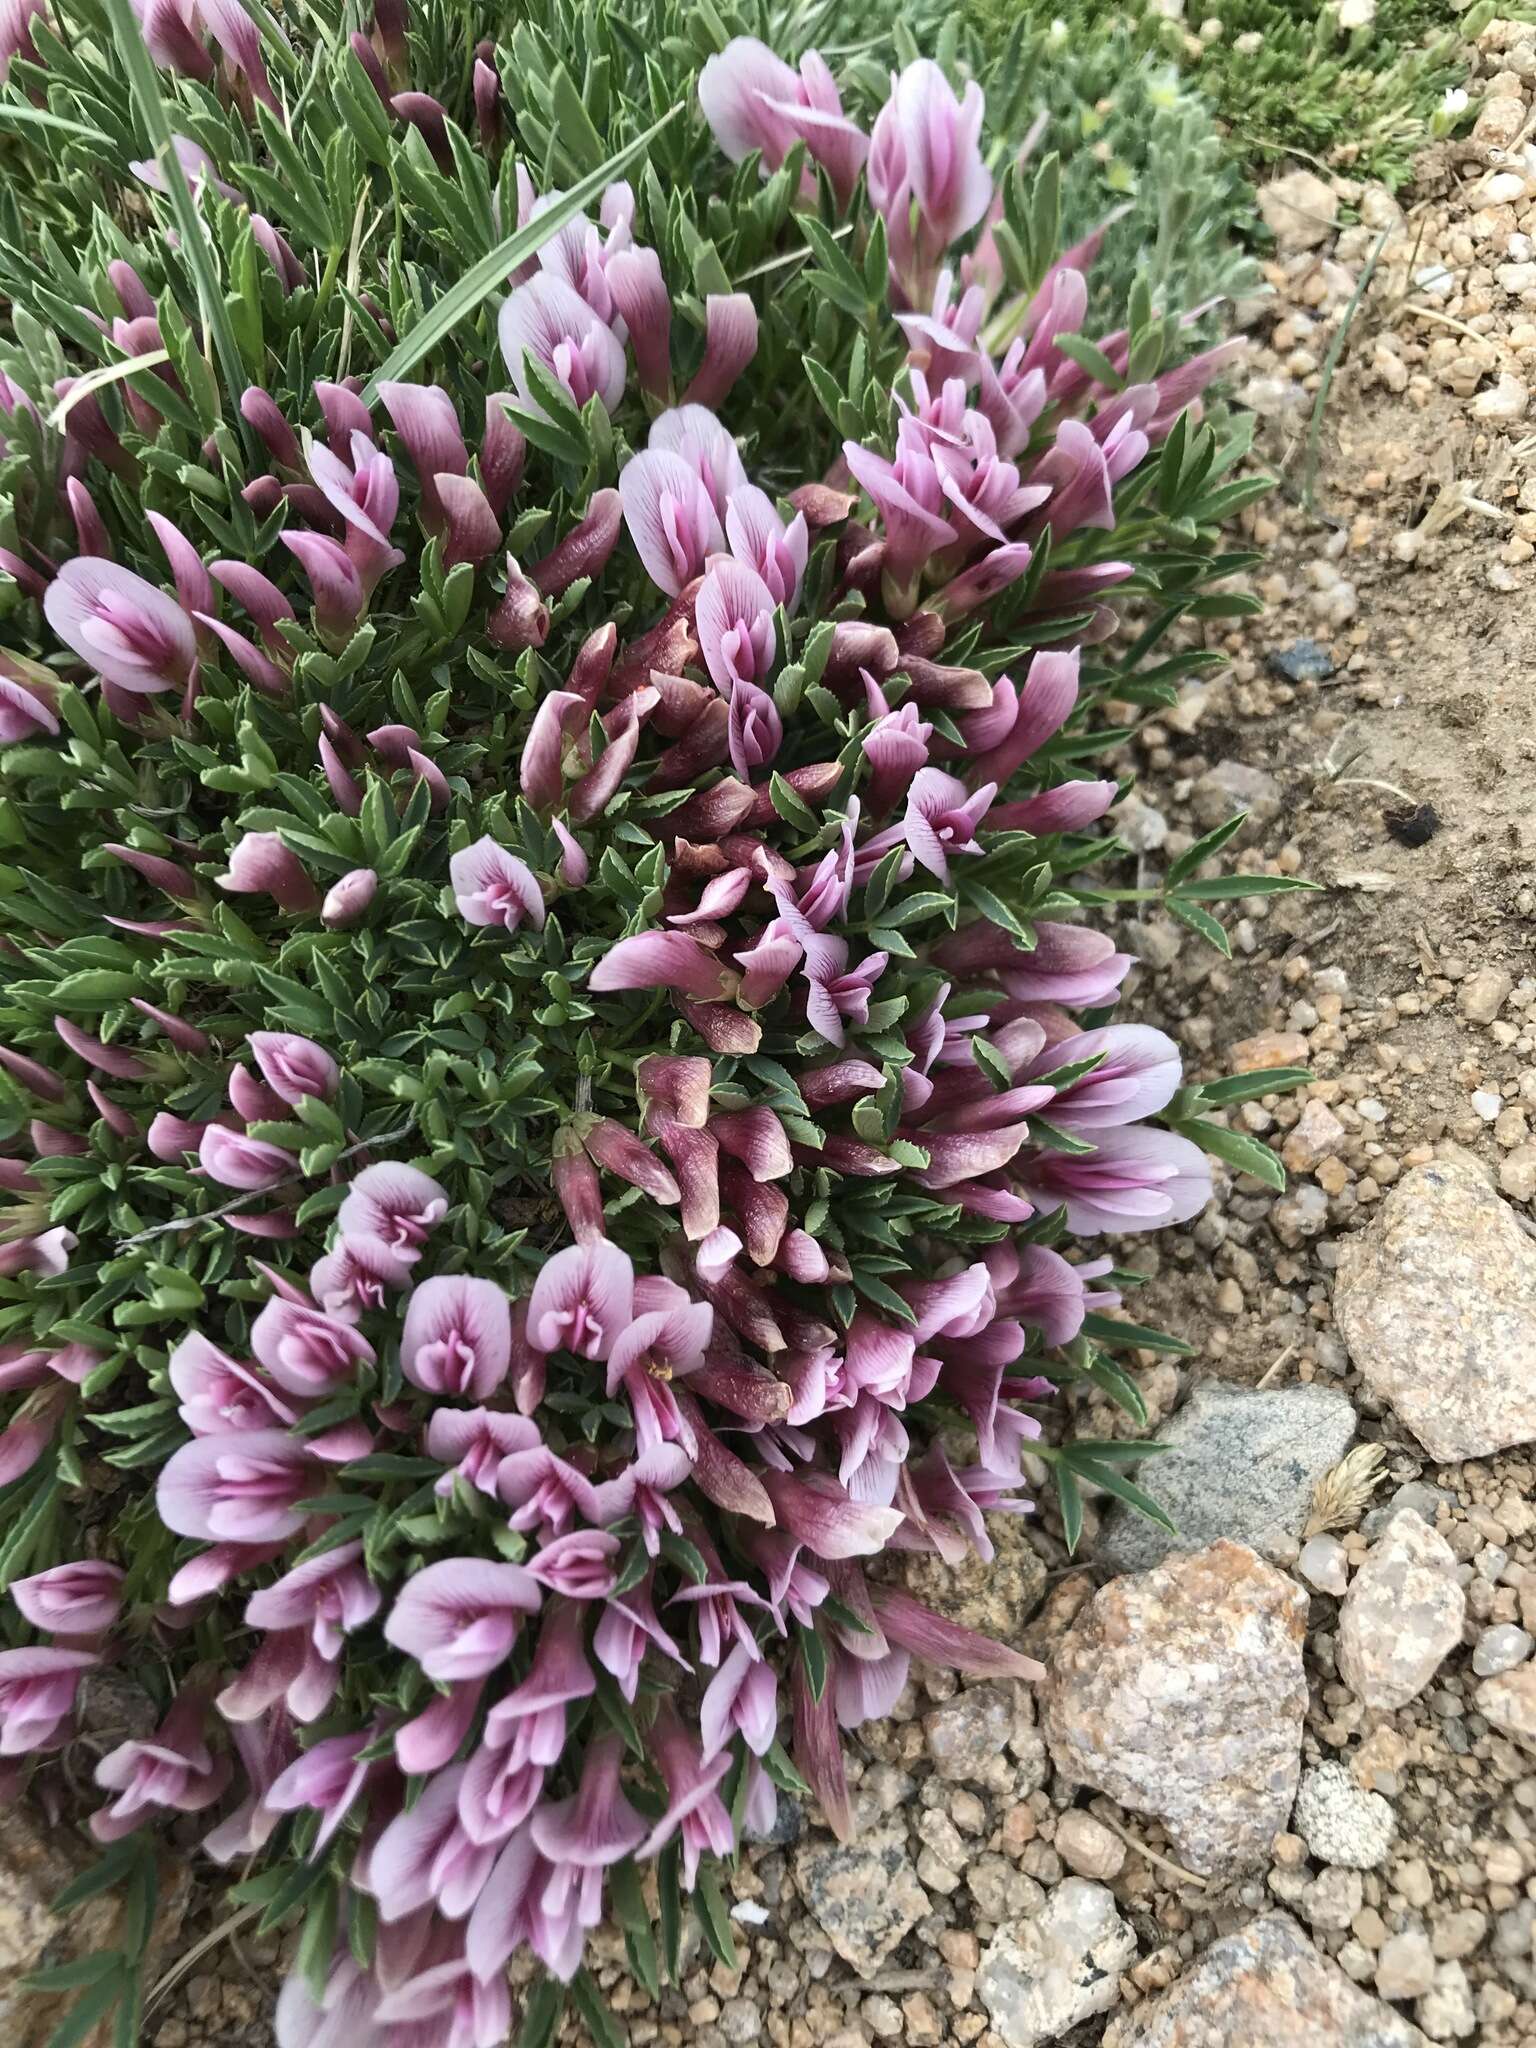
left=1067, top=1454, right=1177, bottom=1533
left=295, top=1878, right=338, bottom=2002
left=548, top=63, right=607, bottom=175
left=20, top=1953, right=122, bottom=1994
left=1165, top=811, right=1246, bottom=888
left=608, top=1860, right=661, bottom=1999
left=1064, top=1438, right=1173, bottom=1465
left=1196, top=1067, right=1312, bottom=1108
left=1054, top=1462, right=1085, bottom=1555
left=1075, top=1347, right=1148, bottom=1425
left=1080, top=1313, right=1193, bottom=1357
left=42, top=1972, right=127, bottom=2048
left=361, top=101, right=684, bottom=400
left=338, top=1453, right=441, bottom=1481
left=659, top=1528, right=709, bottom=1583
left=0, top=104, right=113, bottom=143
left=658, top=1841, right=684, bottom=1984
left=1167, top=896, right=1230, bottom=956
left=256, top=1856, right=330, bottom=1936
left=1173, top=874, right=1322, bottom=901
left=570, top=1969, right=627, bottom=2048
left=849, top=1266, right=918, bottom=1323
left=761, top=1738, right=812, bottom=1797
left=797, top=1623, right=828, bottom=1703
left=0, top=1473, right=59, bottom=1591
left=769, top=772, right=818, bottom=834
left=52, top=1841, right=142, bottom=1913
left=1022, top=1115, right=1097, bottom=1156
left=47, top=969, right=142, bottom=1007
left=1169, top=1116, right=1287, bottom=1192
left=515, top=1974, right=566, bottom=2048
left=1053, top=333, right=1124, bottom=391
left=692, top=1863, right=739, bottom=1970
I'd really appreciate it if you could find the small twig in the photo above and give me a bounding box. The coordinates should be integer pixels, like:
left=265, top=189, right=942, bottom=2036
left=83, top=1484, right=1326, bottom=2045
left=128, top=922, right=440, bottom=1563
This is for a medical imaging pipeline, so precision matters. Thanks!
left=145, top=1903, right=264, bottom=2014
left=48, top=349, right=172, bottom=428
left=1255, top=1339, right=1298, bottom=1392
left=735, top=222, right=852, bottom=284
left=114, top=1118, right=418, bottom=1251
left=1096, top=1811, right=1209, bottom=1890
left=1333, top=772, right=1417, bottom=807
left=335, top=194, right=383, bottom=386
left=1403, top=302, right=1492, bottom=345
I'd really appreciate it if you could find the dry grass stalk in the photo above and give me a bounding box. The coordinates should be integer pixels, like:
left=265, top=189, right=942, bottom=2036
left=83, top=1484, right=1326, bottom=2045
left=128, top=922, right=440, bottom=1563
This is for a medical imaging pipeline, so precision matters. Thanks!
left=1304, top=1442, right=1389, bottom=1537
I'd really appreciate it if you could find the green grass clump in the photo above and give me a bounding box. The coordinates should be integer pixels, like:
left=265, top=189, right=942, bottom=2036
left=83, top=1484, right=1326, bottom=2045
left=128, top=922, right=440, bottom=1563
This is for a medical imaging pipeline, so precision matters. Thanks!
left=963, top=0, right=1494, bottom=191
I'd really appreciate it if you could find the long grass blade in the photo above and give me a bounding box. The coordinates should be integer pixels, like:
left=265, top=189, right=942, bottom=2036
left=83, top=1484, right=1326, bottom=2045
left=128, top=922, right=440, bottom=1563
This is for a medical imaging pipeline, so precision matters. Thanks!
left=360, top=99, right=685, bottom=403
left=48, top=350, right=172, bottom=429
left=0, top=104, right=114, bottom=144
left=97, top=0, right=252, bottom=434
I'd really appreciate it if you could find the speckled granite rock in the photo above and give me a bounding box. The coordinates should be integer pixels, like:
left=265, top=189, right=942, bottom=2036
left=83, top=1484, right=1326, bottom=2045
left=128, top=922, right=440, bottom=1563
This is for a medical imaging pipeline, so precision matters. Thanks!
left=1112, top=1913, right=1428, bottom=2047
left=1338, top=1510, right=1465, bottom=1710
left=1042, top=1540, right=1307, bottom=1877
left=1097, top=1381, right=1356, bottom=1572
left=1333, top=1158, right=1536, bottom=1459
left=0, top=1803, right=188, bottom=2048
left=1479, top=1663, right=1536, bottom=1751
left=793, top=1830, right=927, bottom=1978
left=978, top=1878, right=1136, bottom=2046
left=900, top=1510, right=1048, bottom=1642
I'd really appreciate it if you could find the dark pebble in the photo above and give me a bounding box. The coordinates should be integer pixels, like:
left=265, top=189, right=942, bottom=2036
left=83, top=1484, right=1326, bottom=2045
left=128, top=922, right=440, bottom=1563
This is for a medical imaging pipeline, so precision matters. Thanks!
left=1266, top=638, right=1336, bottom=683
left=1384, top=801, right=1441, bottom=847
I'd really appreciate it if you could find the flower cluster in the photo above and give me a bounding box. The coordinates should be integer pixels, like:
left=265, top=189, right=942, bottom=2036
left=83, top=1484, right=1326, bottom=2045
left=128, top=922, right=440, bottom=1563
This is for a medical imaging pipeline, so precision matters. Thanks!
left=0, top=2, right=1286, bottom=2039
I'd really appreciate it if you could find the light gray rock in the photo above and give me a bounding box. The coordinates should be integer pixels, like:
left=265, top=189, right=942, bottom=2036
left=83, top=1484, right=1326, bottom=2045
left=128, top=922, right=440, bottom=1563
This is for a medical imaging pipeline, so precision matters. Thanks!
left=1043, top=1541, right=1308, bottom=1878
left=923, top=1684, right=1016, bottom=1783
left=1417, top=1961, right=1477, bottom=2041
left=1301, top=1866, right=1364, bottom=1932
left=1114, top=794, right=1169, bottom=852
left=1376, top=1927, right=1436, bottom=2000
left=1054, top=1810, right=1126, bottom=1882
left=1362, top=1479, right=1450, bottom=1540
left=1258, top=169, right=1340, bottom=252
left=1333, top=1159, right=1536, bottom=1459
left=1298, top=1533, right=1351, bottom=1594
left=1479, top=1664, right=1536, bottom=1750
left=720, top=1997, right=761, bottom=2043
left=1473, top=1624, right=1534, bottom=1676
left=977, top=1878, right=1135, bottom=2046
left=1338, top=1511, right=1466, bottom=1710
left=1118, top=1913, right=1429, bottom=2046
left=1190, top=759, right=1284, bottom=829
left=1460, top=965, right=1515, bottom=1023
left=793, top=1831, right=928, bottom=1978
left=1097, top=1382, right=1356, bottom=1573
left=1292, top=1763, right=1396, bottom=1869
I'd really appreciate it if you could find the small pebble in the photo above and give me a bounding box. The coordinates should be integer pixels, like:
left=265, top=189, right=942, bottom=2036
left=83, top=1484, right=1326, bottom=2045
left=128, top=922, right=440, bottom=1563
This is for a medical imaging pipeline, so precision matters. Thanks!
left=1298, top=1533, right=1350, bottom=1595
left=1473, top=1624, right=1535, bottom=1676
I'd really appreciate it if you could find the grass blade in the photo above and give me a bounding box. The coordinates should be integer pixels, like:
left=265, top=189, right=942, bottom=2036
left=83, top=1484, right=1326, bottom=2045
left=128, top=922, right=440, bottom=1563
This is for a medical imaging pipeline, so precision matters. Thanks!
left=360, top=99, right=685, bottom=402
left=48, top=351, right=172, bottom=430
left=97, top=0, right=251, bottom=437
left=0, top=104, right=113, bottom=144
